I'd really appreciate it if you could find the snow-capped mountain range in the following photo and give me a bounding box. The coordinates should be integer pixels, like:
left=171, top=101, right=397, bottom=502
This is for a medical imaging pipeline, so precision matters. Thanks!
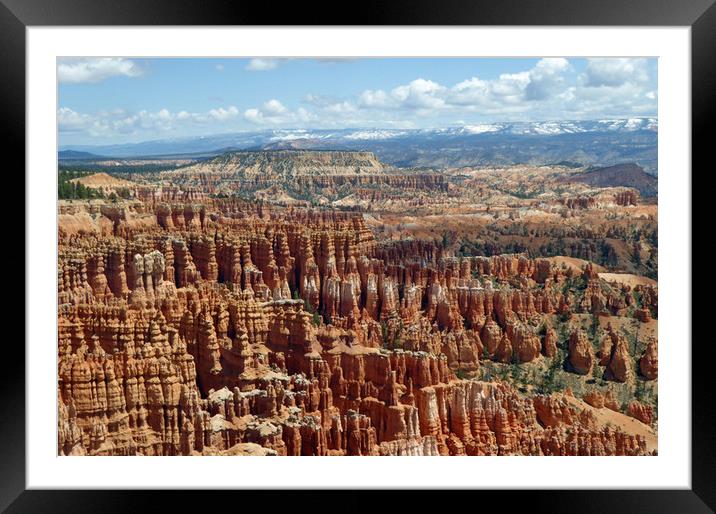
left=60, top=118, right=658, bottom=174
left=239, top=118, right=658, bottom=142
left=61, top=118, right=657, bottom=157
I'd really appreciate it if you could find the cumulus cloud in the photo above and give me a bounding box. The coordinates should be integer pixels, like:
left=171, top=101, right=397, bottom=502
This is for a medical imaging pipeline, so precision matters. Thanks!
left=243, top=95, right=360, bottom=126
left=243, top=99, right=292, bottom=124
left=58, top=58, right=143, bottom=83
left=358, top=89, right=393, bottom=109
left=324, top=101, right=356, bottom=114
left=448, top=77, right=490, bottom=106
left=263, top=99, right=287, bottom=115
left=583, top=58, right=649, bottom=88
left=207, top=106, right=240, bottom=121
left=359, top=79, right=447, bottom=111
left=304, top=94, right=357, bottom=115
left=564, top=82, right=655, bottom=118
left=392, top=79, right=447, bottom=110
left=60, top=58, right=657, bottom=142
left=559, top=59, right=655, bottom=118
left=525, top=57, right=570, bottom=100
left=486, top=72, right=531, bottom=104
left=58, top=105, right=241, bottom=137
left=358, top=59, right=573, bottom=116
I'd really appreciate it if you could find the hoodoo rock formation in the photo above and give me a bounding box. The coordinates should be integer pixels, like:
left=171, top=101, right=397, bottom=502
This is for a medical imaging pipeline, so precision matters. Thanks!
left=568, top=330, right=594, bottom=376
left=639, top=338, right=658, bottom=380
left=57, top=155, right=658, bottom=456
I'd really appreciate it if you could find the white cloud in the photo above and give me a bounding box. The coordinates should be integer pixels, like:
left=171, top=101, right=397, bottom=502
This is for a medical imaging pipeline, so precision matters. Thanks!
left=246, top=58, right=280, bottom=71
left=359, top=79, right=447, bottom=111
left=244, top=96, right=360, bottom=126
left=324, top=101, right=356, bottom=114
left=295, top=107, right=318, bottom=123
left=263, top=99, right=287, bottom=115
left=243, top=109, right=266, bottom=124
left=60, top=58, right=657, bottom=142
left=392, top=79, right=447, bottom=110
left=359, top=89, right=393, bottom=108
left=535, top=57, right=570, bottom=73
left=564, top=59, right=656, bottom=115
left=562, top=80, right=655, bottom=118
left=449, top=77, right=490, bottom=106
left=305, top=94, right=357, bottom=115
left=207, top=106, right=239, bottom=121
left=58, top=105, right=241, bottom=137
left=583, top=58, right=649, bottom=88
left=357, top=58, right=571, bottom=116
left=525, top=57, right=569, bottom=100
left=57, top=107, right=94, bottom=132
left=58, top=58, right=143, bottom=84
left=243, top=99, right=292, bottom=124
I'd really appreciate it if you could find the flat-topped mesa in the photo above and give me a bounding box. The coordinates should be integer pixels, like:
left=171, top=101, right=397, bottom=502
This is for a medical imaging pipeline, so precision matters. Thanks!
left=167, top=150, right=386, bottom=179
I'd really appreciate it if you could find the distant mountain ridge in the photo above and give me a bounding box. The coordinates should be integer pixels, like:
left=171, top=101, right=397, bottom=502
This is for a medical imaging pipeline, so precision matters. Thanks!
left=58, top=149, right=107, bottom=160
left=60, top=118, right=658, bottom=174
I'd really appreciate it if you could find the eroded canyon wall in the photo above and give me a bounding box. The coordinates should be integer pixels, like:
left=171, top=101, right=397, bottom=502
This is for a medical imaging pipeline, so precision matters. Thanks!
left=57, top=199, right=657, bottom=456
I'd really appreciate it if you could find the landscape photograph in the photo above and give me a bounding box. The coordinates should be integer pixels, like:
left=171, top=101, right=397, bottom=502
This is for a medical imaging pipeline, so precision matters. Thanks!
left=57, top=57, right=658, bottom=456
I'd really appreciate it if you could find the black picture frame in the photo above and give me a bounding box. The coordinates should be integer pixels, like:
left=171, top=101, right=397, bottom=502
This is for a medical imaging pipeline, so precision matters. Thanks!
left=4, top=0, right=711, bottom=510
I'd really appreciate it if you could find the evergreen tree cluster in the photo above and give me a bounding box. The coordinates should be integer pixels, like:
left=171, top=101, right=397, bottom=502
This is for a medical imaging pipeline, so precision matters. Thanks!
left=58, top=170, right=104, bottom=200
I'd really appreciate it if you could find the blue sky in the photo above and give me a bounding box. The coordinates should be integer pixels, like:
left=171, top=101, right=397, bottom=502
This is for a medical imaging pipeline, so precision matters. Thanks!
left=58, top=57, right=658, bottom=145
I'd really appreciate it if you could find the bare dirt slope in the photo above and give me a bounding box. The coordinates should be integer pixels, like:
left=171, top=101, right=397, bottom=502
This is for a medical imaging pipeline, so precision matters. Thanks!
left=69, top=172, right=137, bottom=189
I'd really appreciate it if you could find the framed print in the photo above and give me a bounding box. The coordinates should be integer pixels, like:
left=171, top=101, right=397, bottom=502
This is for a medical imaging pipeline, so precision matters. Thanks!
left=5, top=0, right=713, bottom=509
